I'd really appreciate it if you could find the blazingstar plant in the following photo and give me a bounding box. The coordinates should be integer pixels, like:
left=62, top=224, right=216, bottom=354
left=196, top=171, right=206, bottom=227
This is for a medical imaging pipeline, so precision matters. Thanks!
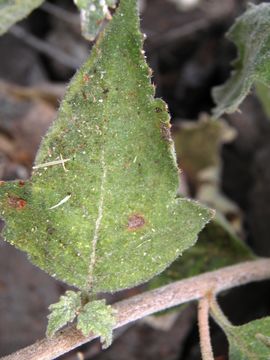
left=0, top=1, right=270, bottom=360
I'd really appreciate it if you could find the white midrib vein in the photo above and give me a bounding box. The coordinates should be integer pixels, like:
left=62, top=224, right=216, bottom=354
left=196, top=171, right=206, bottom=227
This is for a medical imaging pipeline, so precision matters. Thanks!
left=87, top=148, right=107, bottom=289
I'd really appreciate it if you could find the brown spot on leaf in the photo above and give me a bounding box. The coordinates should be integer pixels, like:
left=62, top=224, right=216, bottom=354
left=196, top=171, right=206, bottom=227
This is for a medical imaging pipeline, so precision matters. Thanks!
left=155, top=107, right=162, bottom=113
left=160, top=122, right=173, bottom=143
left=83, top=74, right=90, bottom=82
left=128, top=91, right=136, bottom=97
left=127, top=214, right=145, bottom=231
left=8, top=196, right=27, bottom=209
left=18, top=180, right=25, bottom=187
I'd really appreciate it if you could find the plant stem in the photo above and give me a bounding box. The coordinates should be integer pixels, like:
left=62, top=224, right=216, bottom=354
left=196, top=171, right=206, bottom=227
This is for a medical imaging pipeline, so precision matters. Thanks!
left=209, top=294, right=233, bottom=329
left=1, top=258, right=270, bottom=360
left=198, top=295, right=215, bottom=360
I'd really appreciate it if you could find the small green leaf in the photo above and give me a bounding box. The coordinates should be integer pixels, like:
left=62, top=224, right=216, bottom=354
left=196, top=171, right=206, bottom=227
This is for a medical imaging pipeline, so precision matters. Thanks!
left=212, top=3, right=270, bottom=117
left=77, top=300, right=116, bottom=348
left=0, top=0, right=212, bottom=293
left=74, top=0, right=117, bottom=40
left=47, top=291, right=82, bottom=337
left=226, top=318, right=270, bottom=359
left=0, top=0, right=44, bottom=36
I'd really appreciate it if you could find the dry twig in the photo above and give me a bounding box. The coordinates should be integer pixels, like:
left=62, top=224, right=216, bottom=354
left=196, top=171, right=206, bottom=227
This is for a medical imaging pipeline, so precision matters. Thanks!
left=1, top=259, right=270, bottom=360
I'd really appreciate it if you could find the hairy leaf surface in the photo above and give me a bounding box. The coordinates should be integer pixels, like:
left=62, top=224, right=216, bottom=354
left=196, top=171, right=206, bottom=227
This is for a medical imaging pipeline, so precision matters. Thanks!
left=77, top=300, right=116, bottom=348
left=148, top=218, right=254, bottom=289
left=74, top=0, right=117, bottom=40
left=0, top=0, right=44, bottom=35
left=47, top=291, right=82, bottom=337
left=149, top=116, right=253, bottom=289
left=225, top=318, right=270, bottom=359
left=212, top=3, right=270, bottom=117
left=255, top=82, right=270, bottom=119
left=0, top=0, right=212, bottom=293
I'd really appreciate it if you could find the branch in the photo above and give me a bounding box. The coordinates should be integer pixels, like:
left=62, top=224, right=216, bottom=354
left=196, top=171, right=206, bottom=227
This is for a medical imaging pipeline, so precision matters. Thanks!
left=2, top=258, right=270, bottom=360
left=198, top=295, right=214, bottom=360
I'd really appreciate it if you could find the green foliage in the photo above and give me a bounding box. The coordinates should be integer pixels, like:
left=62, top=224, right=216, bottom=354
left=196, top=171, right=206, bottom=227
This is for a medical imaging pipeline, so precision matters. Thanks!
left=211, top=7, right=270, bottom=354
left=151, top=116, right=253, bottom=290
left=211, top=298, right=270, bottom=359
left=0, top=0, right=44, bottom=35
left=255, top=82, right=270, bottom=119
left=77, top=299, right=116, bottom=348
left=212, top=3, right=270, bottom=118
left=224, top=318, right=270, bottom=359
left=148, top=218, right=254, bottom=289
left=47, top=291, right=82, bottom=337
left=2, top=0, right=268, bottom=356
left=47, top=292, right=116, bottom=347
left=74, top=0, right=117, bottom=40
left=0, top=0, right=211, bottom=295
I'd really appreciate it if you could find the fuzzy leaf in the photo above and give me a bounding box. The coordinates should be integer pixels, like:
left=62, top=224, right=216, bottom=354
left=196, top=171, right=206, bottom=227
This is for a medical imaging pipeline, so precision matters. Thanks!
left=149, top=115, right=253, bottom=290
left=255, top=82, right=270, bottom=119
left=47, top=291, right=82, bottom=337
left=212, top=3, right=270, bottom=117
left=0, top=0, right=212, bottom=293
left=0, top=0, right=44, bottom=36
left=148, top=218, right=254, bottom=290
left=74, top=0, right=117, bottom=40
left=225, top=318, right=270, bottom=359
left=77, top=299, right=116, bottom=348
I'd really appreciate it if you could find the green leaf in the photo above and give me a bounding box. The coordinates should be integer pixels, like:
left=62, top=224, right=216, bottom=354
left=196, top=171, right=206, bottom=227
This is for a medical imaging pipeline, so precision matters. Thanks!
left=148, top=218, right=254, bottom=290
left=0, top=0, right=212, bottom=293
left=211, top=298, right=270, bottom=360
left=225, top=318, right=270, bottom=359
left=149, top=115, right=253, bottom=290
left=0, top=0, right=44, bottom=36
left=47, top=292, right=115, bottom=347
left=74, top=0, right=117, bottom=40
left=46, top=291, right=82, bottom=337
left=77, top=299, right=116, bottom=348
left=255, top=82, right=270, bottom=119
left=212, top=3, right=270, bottom=118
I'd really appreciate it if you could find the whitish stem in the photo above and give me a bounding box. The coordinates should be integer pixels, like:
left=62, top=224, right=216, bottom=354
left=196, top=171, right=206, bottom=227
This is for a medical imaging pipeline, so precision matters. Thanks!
left=198, top=295, right=215, bottom=360
left=1, top=258, right=270, bottom=360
